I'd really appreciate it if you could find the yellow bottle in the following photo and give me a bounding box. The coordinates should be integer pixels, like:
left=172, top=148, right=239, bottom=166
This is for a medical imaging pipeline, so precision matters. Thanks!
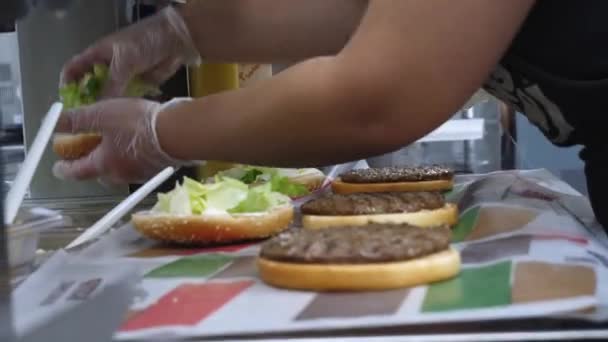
left=189, top=63, right=240, bottom=179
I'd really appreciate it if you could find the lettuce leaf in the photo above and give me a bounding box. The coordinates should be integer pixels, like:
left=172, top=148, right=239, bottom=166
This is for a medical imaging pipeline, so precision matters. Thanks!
left=240, top=169, right=263, bottom=184
left=59, top=63, right=160, bottom=109
left=216, top=166, right=310, bottom=197
left=151, top=176, right=289, bottom=215
left=151, top=181, right=191, bottom=215
left=228, top=182, right=289, bottom=214
left=205, top=177, right=249, bottom=212
left=269, top=174, right=309, bottom=197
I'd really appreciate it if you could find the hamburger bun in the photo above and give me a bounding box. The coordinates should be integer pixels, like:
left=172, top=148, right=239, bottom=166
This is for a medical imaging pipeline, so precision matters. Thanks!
left=333, top=166, right=454, bottom=194
left=52, top=133, right=102, bottom=160
left=300, top=191, right=458, bottom=229
left=257, top=224, right=460, bottom=291
left=132, top=204, right=294, bottom=245
left=279, top=168, right=326, bottom=192
left=258, top=248, right=460, bottom=291
left=302, top=203, right=458, bottom=229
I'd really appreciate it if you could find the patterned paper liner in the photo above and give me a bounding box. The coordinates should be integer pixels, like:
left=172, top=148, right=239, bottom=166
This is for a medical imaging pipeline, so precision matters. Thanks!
left=26, top=169, right=608, bottom=340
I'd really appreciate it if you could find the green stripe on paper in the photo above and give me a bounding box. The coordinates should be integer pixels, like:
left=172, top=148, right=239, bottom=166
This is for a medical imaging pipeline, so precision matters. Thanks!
left=451, top=207, right=480, bottom=242
left=422, top=260, right=512, bottom=313
left=145, top=255, right=234, bottom=278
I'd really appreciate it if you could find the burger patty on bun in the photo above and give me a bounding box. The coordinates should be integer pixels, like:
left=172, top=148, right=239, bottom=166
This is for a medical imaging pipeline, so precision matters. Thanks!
left=259, top=224, right=451, bottom=264
left=301, top=192, right=445, bottom=216
left=340, top=166, right=453, bottom=183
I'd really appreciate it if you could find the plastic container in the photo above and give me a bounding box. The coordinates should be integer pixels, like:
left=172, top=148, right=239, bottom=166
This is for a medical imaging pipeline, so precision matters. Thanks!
left=8, top=207, right=64, bottom=268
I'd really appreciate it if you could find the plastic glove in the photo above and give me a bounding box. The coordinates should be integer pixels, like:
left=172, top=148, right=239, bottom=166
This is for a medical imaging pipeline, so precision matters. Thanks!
left=60, top=6, right=200, bottom=98
left=52, top=98, right=199, bottom=185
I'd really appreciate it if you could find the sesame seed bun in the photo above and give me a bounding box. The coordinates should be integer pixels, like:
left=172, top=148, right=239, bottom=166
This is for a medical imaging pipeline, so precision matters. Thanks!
left=302, top=203, right=459, bottom=230
left=131, top=204, right=294, bottom=245
left=52, top=133, right=102, bottom=160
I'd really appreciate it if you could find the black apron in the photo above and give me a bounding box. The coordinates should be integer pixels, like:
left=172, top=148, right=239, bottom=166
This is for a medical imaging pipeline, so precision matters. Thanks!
left=482, top=0, right=608, bottom=229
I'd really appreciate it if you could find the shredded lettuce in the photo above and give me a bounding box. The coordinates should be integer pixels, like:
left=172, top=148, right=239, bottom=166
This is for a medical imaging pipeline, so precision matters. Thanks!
left=151, top=176, right=289, bottom=215
left=151, top=181, right=191, bottom=215
left=59, top=63, right=160, bottom=109
left=228, top=182, right=288, bottom=214
left=240, top=169, right=263, bottom=184
left=205, top=177, right=249, bottom=212
left=269, top=174, right=309, bottom=197
left=216, top=166, right=310, bottom=197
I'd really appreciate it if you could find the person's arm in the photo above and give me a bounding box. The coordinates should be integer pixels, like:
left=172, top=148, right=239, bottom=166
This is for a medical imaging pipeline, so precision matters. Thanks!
left=179, top=0, right=368, bottom=62
left=157, top=0, right=536, bottom=167
left=61, top=1, right=367, bottom=96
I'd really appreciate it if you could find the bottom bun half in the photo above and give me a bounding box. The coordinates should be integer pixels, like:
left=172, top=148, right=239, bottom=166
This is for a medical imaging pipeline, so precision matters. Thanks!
left=132, top=204, right=294, bottom=245
left=302, top=203, right=458, bottom=230
left=257, top=247, right=461, bottom=291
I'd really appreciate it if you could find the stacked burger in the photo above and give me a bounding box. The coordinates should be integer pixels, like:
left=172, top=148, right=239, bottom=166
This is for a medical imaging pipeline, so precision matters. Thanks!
left=258, top=166, right=462, bottom=291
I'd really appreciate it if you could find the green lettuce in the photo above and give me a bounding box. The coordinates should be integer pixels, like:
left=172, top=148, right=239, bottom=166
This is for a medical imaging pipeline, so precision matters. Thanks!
left=240, top=169, right=263, bottom=184
left=228, top=182, right=288, bottom=213
left=152, top=182, right=192, bottom=215
left=216, top=166, right=310, bottom=197
left=269, top=174, right=309, bottom=197
left=59, top=63, right=160, bottom=109
left=151, top=176, right=290, bottom=215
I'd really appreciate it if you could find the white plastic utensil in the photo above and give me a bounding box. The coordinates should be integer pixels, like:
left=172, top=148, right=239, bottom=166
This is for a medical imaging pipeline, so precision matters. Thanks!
left=66, top=166, right=176, bottom=249
left=4, top=102, right=63, bottom=225
left=321, top=161, right=361, bottom=188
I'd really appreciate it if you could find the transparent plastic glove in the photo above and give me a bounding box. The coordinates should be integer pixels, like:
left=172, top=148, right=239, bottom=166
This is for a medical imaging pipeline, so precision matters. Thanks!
left=52, top=98, right=199, bottom=185
left=60, top=6, right=200, bottom=98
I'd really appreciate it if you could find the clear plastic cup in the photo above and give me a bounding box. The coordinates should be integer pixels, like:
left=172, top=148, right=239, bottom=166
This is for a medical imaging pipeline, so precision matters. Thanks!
left=7, top=207, right=64, bottom=268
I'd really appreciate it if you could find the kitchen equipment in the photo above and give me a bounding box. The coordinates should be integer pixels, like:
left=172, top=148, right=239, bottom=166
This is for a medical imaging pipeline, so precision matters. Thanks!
left=4, top=102, right=62, bottom=225
left=189, top=62, right=241, bottom=179
left=8, top=207, right=63, bottom=269
left=367, top=98, right=508, bottom=173
left=17, top=0, right=130, bottom=200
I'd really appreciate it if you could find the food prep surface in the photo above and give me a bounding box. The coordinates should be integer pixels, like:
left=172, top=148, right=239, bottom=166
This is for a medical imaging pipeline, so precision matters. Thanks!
left=12, top=168, right=608, bottom=341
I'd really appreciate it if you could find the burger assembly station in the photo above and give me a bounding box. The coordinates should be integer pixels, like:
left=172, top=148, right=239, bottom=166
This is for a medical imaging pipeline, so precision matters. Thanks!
left=3, top=2, right=608, bottom=342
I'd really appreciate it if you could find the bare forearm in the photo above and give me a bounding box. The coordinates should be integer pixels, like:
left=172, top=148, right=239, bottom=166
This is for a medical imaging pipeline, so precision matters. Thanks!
left=179, top=0, right=367, bottom=62
left=157, top=57, right=395, bottom=167
left=158, top=0, right=534, bottom=168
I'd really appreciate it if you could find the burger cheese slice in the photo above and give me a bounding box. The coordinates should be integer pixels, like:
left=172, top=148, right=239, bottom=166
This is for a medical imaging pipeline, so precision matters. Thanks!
left=132, top=177, right=293, bottom=245
left=257, top=223, right=461, bottom=291
left=301, top=191, right=458, bottom=229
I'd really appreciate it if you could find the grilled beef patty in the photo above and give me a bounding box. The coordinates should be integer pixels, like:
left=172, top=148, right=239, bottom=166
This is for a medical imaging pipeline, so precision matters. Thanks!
left=259, top=224, right=451, bottom=264
left=340, top=166, right=453, bottom=184
left=300, top=192, right=445, bottom=216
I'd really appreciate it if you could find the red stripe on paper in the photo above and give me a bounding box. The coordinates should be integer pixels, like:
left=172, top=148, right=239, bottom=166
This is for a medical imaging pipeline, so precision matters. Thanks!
left=533, top=233, right=588, bottom=245
left=120, top=281, right=254, bottom=331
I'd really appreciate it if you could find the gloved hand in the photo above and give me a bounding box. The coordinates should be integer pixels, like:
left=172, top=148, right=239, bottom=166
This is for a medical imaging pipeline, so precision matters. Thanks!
left=60, top=6, right=200, bottom=98
left=53, top=98, right=199, bottom=185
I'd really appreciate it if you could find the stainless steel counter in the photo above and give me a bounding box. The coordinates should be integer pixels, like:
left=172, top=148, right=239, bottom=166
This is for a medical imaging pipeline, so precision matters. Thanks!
left=26, top=195, right=156, bottom=245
